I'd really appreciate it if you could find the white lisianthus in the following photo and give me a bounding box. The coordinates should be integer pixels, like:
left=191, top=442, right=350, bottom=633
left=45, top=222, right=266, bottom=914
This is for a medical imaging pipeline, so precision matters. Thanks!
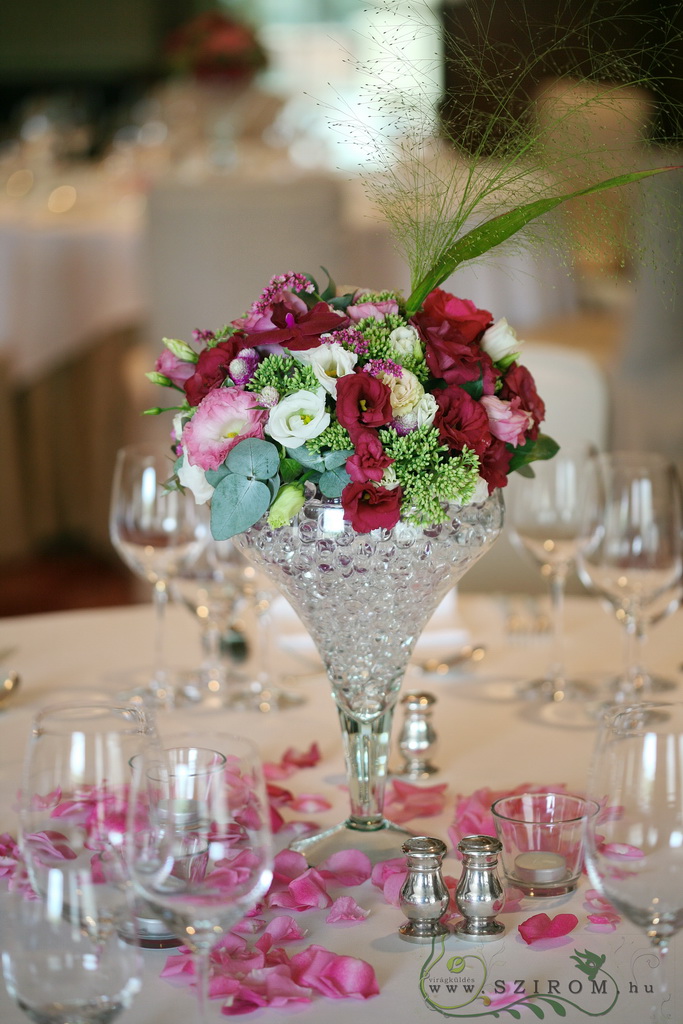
left=295, top=343, right=357, bottom=396
left=480, top=318, right=522, bottom=363
left=389, top=324, right=422, bottom=360
left=178, top=455, right=215, bottom=505
left=378, top=368, right=424, bottom=417
left=415, top=392, right=438, bottom=428
left=266, top=388, right=330, bottom=446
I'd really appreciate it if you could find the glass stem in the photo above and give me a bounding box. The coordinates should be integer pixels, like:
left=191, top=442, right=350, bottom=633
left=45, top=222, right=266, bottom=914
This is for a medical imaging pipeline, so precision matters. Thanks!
left=621, top=608, right=643, bottom=699
left=194, top=949, right=211, bottom=1024
left=338, top=707, right=394, bottom=829
left=152, top=578, right=169, bottom=687
left=547, top=569, right=567, bottom=682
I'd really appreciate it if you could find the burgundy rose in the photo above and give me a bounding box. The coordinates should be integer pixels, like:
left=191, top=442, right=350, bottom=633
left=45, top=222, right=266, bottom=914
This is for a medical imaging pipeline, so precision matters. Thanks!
left=478, top=437, right=514, bottom=493
left=424, top=336, right=499, bottom=393
left=342, top=481, right=403, bottom=533
left=240, top=301, right=349, bottom=351
left=345, top=430, right=393, bottom=483
left=413, top=289, right=492, bottom=345
left=500, top=363, right=545, bottom=438
left=433, top=386, right=491, bottom=457
left=336, top=373, right=393, bottom=439
left=184, top=337, right=245, bottom=406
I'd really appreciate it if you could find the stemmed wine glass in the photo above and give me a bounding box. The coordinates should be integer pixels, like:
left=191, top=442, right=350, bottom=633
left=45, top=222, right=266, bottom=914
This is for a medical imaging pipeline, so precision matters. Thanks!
left=109, top=443, right=209, bottom=707
left=507, top=442, right=596, bottom=702
left=585, top=701, right=683, bottom=1022
left=127, top=732, right=273, bottom=1023
left=577, top=451, right=683, bottom=703
left=172, top=539, right=250, bottom=708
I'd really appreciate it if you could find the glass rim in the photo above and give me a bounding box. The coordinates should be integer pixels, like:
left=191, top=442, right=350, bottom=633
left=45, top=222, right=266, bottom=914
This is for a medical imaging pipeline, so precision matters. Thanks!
left=32, top=699, right=151, bottom=730
left=490, top=791, right=600, bottom=825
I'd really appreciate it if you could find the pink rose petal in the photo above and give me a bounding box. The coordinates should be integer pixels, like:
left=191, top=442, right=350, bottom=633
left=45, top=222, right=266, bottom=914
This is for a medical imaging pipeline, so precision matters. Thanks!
left=290, top=794, right=332, bottom=814
left=384, top=779, right=448, bottom=824
left=586, top=911, right=621, bottom=931
left=289, top=945, right=379, bottom=1000
left=518, top=913, right=578, bottom=945
left=318, top=849, right=372, bottom=887
left=326, top=896, right=370, bottom=923
left=268, top=868, right=333, bottom=911
left=256, top=916, right=307, bottom=951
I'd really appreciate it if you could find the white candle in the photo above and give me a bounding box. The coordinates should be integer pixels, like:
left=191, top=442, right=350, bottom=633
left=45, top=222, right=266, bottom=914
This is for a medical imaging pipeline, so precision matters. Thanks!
left=514, top=851, right=567, bottom=884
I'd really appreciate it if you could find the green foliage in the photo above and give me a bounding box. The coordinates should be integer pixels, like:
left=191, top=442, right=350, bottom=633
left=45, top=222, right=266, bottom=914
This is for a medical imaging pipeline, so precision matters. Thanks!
left=356, top=314, right=429, bottom=382
left=210, top=474, right=272, bottom=539
left=246, top=355, right=319, bottom=397
left=306, top=422, right=353, bottom=453
left=380, top=426, right=480, bottom=525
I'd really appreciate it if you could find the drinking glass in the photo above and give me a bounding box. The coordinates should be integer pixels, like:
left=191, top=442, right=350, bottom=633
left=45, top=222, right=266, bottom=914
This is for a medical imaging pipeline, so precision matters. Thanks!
left=507, top=443, right=595, bottom=701
left=127, top=732, right=273, bottom=1023
left=1, top=876, right=142, bottom=1024
left=17, top=700, right=158, bottom=932
left=109, top=443, right=209, bottom=706
left=585, top=701, right=683, bottom=1021
left=172, top=539, right=249, bottom=708
left=577, top=451, right=683, bottom=703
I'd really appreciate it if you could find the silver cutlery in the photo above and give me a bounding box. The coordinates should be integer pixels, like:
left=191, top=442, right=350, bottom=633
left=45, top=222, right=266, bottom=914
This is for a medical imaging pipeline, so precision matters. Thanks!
left=417, top=644, right=487, bottom=675
left=0, top=671, right=20, bottom=707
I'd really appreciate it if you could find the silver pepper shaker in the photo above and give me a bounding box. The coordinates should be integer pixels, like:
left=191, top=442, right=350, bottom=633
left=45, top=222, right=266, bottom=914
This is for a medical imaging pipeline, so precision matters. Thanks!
left=397, top=691, right=438, bottom=778
left=398, top=836, right=450, bottom=942
left=454, top=835, right=505, bottom=941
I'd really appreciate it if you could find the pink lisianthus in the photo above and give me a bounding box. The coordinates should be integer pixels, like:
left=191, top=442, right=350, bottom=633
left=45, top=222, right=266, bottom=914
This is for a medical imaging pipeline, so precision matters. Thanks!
left=155, top=348, right=195, bottom=387
left=480, top=395, right=533, bottom=446
left=182, top=388, right=268, bottom=471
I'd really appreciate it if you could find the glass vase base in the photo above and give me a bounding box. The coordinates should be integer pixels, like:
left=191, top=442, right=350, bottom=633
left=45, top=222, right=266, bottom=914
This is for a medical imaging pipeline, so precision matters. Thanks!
left=289, top=817, right=415, bottom=866
left=517, top=676, right=595, bottom=702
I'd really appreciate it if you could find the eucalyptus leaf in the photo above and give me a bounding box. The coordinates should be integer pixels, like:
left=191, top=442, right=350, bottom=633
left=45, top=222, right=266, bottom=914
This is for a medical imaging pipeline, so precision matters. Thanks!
left=205, top=464, right=232, bottom=487
left=405, top=165, right=679, bottom=314
left=323, top=449, right=353, bottom=470
left=226, top=438, right=280, bottom=480
left=318, top=465, right=351, bottom=498
left=210, top=474, right=271, bottom=540
left=286, top=445, right=325, bottom=471
left=266, top=473, right=281, bottom=500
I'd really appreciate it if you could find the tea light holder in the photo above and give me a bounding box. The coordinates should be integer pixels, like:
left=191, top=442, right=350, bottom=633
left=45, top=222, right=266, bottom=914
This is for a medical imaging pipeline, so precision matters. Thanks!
left=491, top=792, right=599, bottom=897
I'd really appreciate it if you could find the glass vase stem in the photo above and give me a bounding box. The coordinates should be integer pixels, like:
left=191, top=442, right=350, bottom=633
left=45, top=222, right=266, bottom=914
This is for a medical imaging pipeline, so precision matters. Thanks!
left=338, top=707, right=394, bottom=829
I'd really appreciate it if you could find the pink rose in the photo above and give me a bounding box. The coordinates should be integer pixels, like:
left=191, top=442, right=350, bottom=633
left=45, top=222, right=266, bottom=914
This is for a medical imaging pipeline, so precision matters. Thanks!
left=480, top=395, right=533, bottom=446
left=182, top=388, right=268, bottom=470
left=499, top=363, right=545, bottom=438
left=155, top=349, right=195, bottom=388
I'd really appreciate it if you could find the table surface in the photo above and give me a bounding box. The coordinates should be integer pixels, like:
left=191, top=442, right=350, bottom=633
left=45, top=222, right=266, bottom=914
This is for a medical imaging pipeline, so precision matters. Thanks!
left=0, top=593, right=680, bottom=1023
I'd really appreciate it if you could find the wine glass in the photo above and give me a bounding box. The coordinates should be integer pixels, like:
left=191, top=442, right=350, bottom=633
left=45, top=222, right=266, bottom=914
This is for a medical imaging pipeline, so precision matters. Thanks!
left=585, top=701, right=683, bottom=1021
left=172, top=539, right=250, bottom=708
left=127, top=732, right=273, bottom=1023
left=1, top=875, right=143, bottom=1024
left=109, top=443, right=209, bottom=707
left=602, top=578, right=683, bottom=696
left=577, top=451, right=683, bottom=703
left=507, top=443, right=596, bottom=701
left=17, top=700, right=159, bottom=933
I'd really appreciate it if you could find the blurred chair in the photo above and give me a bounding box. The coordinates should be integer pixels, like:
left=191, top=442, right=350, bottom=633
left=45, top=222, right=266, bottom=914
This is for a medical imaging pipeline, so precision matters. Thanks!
left=460, top=341, right=610, bottom=593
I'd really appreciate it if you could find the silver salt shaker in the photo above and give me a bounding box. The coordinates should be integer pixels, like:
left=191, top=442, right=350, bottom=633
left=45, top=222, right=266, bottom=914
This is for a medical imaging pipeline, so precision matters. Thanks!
left=397, top=691, right=438, bottom=778
left=454, top=835, right=505, bottom=941
left=398, top=836, right=450, bottom=942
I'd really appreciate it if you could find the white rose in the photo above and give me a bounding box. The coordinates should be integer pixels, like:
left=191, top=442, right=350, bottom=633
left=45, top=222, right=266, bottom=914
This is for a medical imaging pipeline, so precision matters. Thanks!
left=296, top=343, right=357, bottom=396
left=266, top=388, right=330, bottom=447
left=389, top=324, right=422, bottom=360
left=469, top=476, right=490, bottom=504
left=178, top=455, right=214, bottom=505
left=378, top=368, right=424, bottom=417
left=480, top=318, right=522, bottom=363
left=380, top=466, right=401, bottom=490
left=415, top=392, right=438, bottom=429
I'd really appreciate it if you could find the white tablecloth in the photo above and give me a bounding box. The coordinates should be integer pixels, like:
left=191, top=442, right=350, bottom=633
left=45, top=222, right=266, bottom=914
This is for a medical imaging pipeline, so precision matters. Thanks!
left=0, top=593, right=680, bottom=1023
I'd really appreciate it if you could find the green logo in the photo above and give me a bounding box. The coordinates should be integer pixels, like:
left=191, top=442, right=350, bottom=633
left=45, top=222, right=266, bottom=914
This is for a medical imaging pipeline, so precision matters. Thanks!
left=419, top=940, right=620, bottom=1018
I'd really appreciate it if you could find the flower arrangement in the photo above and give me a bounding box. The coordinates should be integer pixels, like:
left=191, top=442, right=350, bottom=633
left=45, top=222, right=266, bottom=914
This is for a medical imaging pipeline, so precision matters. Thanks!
left=163, top=10, right=268, bottom=84
left=148, top=271, right=556, bottom=538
